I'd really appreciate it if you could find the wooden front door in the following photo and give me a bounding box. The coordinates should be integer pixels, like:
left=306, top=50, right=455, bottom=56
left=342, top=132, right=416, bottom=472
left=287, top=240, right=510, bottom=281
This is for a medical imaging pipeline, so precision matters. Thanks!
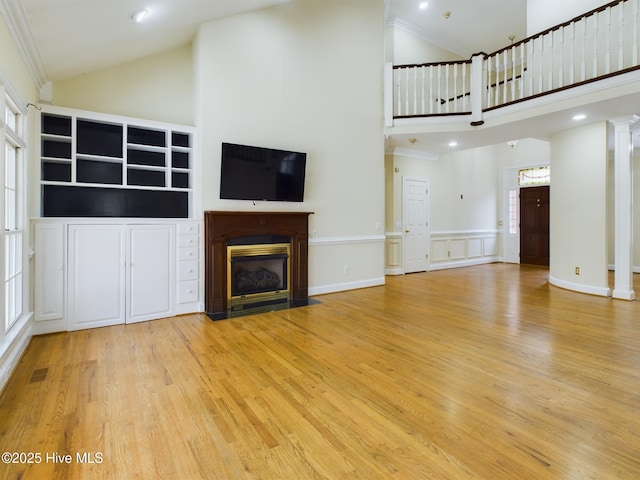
left=520, top=185, right=550, bottom=266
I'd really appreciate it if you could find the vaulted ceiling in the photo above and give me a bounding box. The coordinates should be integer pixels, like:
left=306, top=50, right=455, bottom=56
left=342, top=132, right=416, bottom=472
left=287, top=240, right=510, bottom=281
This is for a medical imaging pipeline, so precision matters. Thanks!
left=4, top=0, right=526, bottom=83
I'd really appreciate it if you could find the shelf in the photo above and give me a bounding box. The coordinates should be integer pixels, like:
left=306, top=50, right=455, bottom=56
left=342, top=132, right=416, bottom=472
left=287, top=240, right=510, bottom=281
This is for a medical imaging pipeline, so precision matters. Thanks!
left=42, top=139, right=72, bottom=159
left=128, top=126, right=166, bottom=147
left=42, top=162, right=72, bottom=182
left=77, top=119, right=123, bottom=158
left=42, top=114, right=72, bottom=137
left=128, top=148, right=166, bottom=168
left=40, top=108, right=193, bottom=219
left=172, top=132, right=190, bottom=148
left=77, top=159, right=123, bottom=185
left=127, top=168, right=166, bottom=187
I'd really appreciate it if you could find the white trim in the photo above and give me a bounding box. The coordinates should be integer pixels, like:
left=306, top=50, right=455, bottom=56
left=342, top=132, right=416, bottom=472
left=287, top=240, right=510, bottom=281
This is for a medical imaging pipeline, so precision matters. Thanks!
left=0, top=312, right=32, bottom=394
left=0, top=0, right=49, bottom=89
left=386, top=146, right=439, bottom=160
left=429, top=257, right=498, bottom=271
left=431, top=229, right=500, bottom=237
left=385, top=267, right=404, bottom=275
left=309, top=234, right=385, bottom=246
left=309, top=277, right=385, bottom=296
left=548, top=276, right=611, bottom=297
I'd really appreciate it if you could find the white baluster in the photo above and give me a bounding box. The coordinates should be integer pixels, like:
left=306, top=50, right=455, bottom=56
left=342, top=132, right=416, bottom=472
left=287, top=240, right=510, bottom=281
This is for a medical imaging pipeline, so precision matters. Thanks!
left=412, top=67, right=417, bottom=115
left=526, top=38, right=533, bottom=96
left=486, top=56, right=493, bottom=108
left=618, top=2, right=624, bottom=70
left=393, top=69, right=402, bottom=117
left=582, top=15, right=587, bottom=81
left=404, top=68, right=410, bottom=114
left=605, top=6, right=611, bottom=74
left=592, top=11, right=599, bottom=78
left=519, top=42, right=525, bottom=99
left=569, top=22, right=575, bottom=84
left=558, top=26, right=564, bottom=88
left=631, top=0, right=639, bottom=66
left=429, top=65, right=434, bottom=114
left=437, top=64, right=442, bottom=114
left=461, top=62, right=467, bottom=111
left=420, top=66, right=426, bottom=116
left=547, top=31, right=554, bottom=91
left=445, top=63, right=450, bottom=113
left=495, top=53, right=500, bottom=105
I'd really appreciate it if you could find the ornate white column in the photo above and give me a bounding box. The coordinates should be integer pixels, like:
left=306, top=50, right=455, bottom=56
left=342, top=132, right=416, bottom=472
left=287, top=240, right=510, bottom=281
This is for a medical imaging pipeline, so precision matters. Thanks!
left=610, top=115, right=639, bottom=300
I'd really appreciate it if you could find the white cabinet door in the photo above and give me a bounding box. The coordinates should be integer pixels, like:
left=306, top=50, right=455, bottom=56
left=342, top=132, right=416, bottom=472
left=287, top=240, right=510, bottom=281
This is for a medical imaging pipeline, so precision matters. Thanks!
left=34, top=223, right=65, bottom=322
left=68, top=225, right=126, bottom=331
left=127, top=225, right=175, bottom=323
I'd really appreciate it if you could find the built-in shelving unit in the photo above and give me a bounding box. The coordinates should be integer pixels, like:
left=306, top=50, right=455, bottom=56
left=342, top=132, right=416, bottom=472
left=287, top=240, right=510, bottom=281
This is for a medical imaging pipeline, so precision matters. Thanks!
left=40, top=106, right=194, bottom=218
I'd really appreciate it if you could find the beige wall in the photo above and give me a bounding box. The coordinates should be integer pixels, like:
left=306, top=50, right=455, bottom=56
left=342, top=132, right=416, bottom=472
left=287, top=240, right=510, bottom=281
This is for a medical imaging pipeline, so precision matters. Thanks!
left=0, top=18, right=37, bottom=104
left=51, top=45, right=194, bottom=126
left=549, top=122, right=609, bottom=294
left=194, top=0, right=386, bottom=293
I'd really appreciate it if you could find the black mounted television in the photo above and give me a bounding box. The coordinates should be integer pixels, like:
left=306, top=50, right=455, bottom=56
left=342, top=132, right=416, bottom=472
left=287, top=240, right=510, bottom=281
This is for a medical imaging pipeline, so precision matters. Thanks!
left=220, top=142, right=307, bottom=202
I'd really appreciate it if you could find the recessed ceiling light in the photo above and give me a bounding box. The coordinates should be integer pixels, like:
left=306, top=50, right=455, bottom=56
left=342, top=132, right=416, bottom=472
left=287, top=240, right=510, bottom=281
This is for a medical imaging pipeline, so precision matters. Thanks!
left=130, top=8, right=148, bottom=23
left=419, top=2, right=429, bottom=10
left=572, top=113, right=587, bottom=121
left=449, top=141, right=458, bottom=147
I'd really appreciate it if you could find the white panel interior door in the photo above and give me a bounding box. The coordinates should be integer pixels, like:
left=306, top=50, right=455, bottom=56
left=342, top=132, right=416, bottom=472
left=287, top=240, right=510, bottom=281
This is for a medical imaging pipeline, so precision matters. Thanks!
left=403, top=177, right=430, bottom=273
left=68, top=225, right=125, bottom=330
left=127, top=225, right=175, bottom=324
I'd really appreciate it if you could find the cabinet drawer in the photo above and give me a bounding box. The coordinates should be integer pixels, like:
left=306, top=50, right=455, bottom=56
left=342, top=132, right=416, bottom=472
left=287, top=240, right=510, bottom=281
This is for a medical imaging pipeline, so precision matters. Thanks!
left=179, top=260, right=199, bottom=281
left=178, top=280, right=199, bottom=303
left=178, top=223, right=199, bottom=235
left=178, top=234, right=198, bottom=248
left=178, top=246, right=199, bottom=261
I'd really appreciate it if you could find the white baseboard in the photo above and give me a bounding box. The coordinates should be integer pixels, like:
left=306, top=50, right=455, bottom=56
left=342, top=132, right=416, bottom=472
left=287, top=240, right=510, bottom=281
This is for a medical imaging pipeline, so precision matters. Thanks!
left=0, top=313, right=33, bottom=394
left=548, top=275, right=611, bottom=297
left=385, top=267, right=404, bottom=276
left=429, top=257, right=499, bottom=271
left=309, top=277, right=385, bottom=296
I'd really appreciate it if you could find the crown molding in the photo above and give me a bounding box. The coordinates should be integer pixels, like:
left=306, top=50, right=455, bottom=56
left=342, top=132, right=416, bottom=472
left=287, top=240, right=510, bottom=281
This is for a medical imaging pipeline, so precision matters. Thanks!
left=386, top=146, right=439, bottom=161
left=0, top=0, right=50, bottom=89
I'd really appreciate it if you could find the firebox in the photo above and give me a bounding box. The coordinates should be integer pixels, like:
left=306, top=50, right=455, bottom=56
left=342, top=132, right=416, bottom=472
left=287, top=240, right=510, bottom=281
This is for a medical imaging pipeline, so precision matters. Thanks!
left=227, top=242, right=291, bottom=315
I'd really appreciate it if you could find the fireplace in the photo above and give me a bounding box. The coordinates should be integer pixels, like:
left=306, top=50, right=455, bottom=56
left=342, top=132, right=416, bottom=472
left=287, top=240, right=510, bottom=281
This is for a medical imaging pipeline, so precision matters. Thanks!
left=227, top=240, right=291, bottom=315
left=205, top=211, right=313, bottom=319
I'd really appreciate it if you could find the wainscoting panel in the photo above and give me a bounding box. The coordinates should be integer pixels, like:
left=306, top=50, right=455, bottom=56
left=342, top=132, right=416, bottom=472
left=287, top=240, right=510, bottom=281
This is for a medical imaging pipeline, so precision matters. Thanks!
left=430, top=231, right=499, bottom=271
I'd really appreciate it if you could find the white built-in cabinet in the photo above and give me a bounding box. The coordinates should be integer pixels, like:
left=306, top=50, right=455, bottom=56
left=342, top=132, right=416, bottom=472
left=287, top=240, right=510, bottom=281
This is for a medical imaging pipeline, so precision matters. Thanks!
left=33, top=105, right=201, bottom=333
left=33, top=220, right=202, bottom=333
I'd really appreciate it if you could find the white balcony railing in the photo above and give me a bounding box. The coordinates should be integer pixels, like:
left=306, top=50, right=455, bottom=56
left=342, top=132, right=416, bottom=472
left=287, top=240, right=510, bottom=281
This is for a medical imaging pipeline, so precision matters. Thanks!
left=386, top=0, right=640, bottom=124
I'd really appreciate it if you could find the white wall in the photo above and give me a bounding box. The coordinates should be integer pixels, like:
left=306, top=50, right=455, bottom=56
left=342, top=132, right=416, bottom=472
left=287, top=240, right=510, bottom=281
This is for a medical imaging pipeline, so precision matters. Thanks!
left=51, top=45, right=194, bottom=126
left=527, top=0, right=611, bottom=35
left=194, top=0, right=386, bottom=294
left=549, top=122, right=609, bottom=295
left=386, top=24, right=464, bottom=65
left=387, top=146, right=500, bottom=231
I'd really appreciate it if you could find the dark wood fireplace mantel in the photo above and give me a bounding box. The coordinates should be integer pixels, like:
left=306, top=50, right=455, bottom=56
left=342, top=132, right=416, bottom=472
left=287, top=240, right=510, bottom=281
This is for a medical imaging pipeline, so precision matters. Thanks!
left=204, top=211, right=313, bottom=318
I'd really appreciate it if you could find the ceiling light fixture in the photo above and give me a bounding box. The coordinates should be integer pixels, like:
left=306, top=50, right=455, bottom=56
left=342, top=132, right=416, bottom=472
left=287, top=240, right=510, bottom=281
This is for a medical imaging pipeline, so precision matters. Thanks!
left=449, top=141, right=458, bottom=147
left=443, top=11, right=451, bottom=19
left=572, top=113, right=587, bottom=121
left=419, top=2, right=429, bottom=10
left=130, top=8, right=148, bottom=23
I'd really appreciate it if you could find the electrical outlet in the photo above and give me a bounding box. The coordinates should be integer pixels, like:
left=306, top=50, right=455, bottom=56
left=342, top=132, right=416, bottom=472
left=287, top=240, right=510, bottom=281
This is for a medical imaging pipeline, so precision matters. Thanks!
left=575, top=266, right=580, bottom=275
left=343, top=264, right=350, bottom=274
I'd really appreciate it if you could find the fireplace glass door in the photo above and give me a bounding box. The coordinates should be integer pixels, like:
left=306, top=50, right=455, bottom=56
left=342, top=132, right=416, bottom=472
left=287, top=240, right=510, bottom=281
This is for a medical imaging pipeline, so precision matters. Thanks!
left=227, top=243, right=291, bottom=313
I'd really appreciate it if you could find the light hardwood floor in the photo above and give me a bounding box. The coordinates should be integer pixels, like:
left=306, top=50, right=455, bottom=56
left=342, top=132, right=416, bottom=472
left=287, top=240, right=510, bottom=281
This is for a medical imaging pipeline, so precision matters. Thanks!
left=1, top=264, right=639, bottom=479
